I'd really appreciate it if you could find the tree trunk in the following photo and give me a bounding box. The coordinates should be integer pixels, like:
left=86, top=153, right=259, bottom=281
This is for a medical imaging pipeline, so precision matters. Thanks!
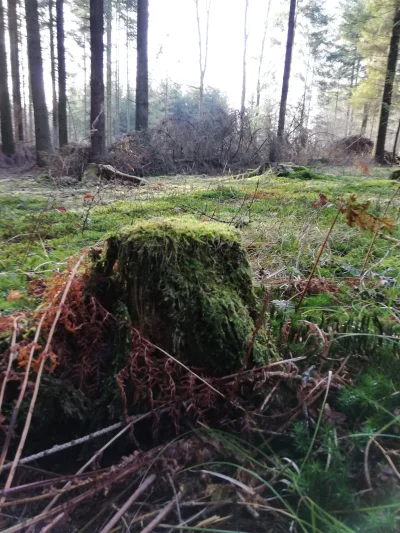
left=195, top=0, right=211, bottom=118
left=115, top=14, right=120, bottom=137
left=126, top=17, right=130, bottom=131
left=56, top=0, right=68, bottom=147
left=360, top=102, right=369, bottom=136
left=0, top=0, right=15, bottom=156
left=256, top=0, right=272, bottom=110
left=277, top=0, right=296, bottom=139
left=392, top=117, right=400, bottom=164
left=346, top=58, right=358, bottom=136
left=7, top=0, right=23, bottom=145
left=136, top=0, right=149, bottom=130
left=90, top=0, right=105, bottom=160
left=106, top=0, right=112, bottom=145
left=25, top=0, right=52, bottom=165
left=83, top=33, right=87, bottom=136
left=375, top=6, right=400, bottom=164
left=241, top=0, right=249, bottom=113
left=49, top=0, right=59, bottom=150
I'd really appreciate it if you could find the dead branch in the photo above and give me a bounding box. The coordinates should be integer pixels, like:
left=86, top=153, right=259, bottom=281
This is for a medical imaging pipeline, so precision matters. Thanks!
left=139, top=492, right=182, bottom=533
left=99, top=164, right=149, bottom=185
left=1, top=420, right=125, bottom=471
left=99, top=475, right=157, bottom=533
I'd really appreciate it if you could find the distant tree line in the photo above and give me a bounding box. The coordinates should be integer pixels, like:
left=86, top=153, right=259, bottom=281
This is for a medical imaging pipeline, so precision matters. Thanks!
left=0, top=0, right=400, bottom=168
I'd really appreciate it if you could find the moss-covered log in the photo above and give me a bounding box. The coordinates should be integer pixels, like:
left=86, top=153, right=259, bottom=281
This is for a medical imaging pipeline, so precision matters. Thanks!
left=102, top=217, right=266, bottom=371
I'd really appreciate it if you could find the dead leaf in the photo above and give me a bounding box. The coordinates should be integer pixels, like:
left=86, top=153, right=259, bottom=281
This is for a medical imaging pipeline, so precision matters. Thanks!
left=83, top=193, right=94, bottom=200
left=56, top=206, right=67, bottom=212
left=357, top=160, right=371, bottom=175
left=7, top=290, right=22, bottom=302
left=312, top=193, right=328, bottom=209
left=324, top=403, right=347, bottom=427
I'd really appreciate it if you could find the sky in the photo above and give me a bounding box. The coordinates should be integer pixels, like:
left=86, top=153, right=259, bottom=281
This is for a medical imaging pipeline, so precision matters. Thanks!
left=146, top=0, right=342, bottom=109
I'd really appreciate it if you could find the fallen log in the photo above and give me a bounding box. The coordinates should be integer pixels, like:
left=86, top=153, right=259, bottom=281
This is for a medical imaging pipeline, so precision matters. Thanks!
left=99, top=164, right=149, bottom=185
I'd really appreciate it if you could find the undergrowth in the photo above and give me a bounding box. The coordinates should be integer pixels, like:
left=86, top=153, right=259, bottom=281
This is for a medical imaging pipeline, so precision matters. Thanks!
left=0, top=168, right=399, bottom=531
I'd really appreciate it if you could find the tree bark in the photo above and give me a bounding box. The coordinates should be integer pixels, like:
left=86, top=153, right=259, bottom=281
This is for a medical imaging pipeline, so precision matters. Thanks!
left=83, top=33, right=87, bottom=136
left=240, top=0, right=249, bottom=114
left=106, top=0, right=112, bottom=144
left=375, top=6, right=400, bottom=164
left=25, top=0, right=52, bottom=165
left=277, top=0, right=296, bottom=139
left=126, top=2, right=130, bottom=132
left=392, top=118, right=400, bottom=165
left=256, top=0, right=272, bottom=110
left=0, top=0, right=15, bottom=156
left=136, top=0, right=149, bottom=130
left=7, top=0, right=23, bottom=145
left=360, top=102, right=369, bottom=136
left=57, top=0, right=68, bottom=148
left=90, top=0, right=105, bottom=160
left=49, top=0, right=59, bottom=150
left=195, top=0, right=211, bottom=118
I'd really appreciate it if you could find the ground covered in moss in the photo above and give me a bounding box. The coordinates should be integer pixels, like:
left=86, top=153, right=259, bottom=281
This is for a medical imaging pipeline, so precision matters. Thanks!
left=0, top=166, right=399, bottom=532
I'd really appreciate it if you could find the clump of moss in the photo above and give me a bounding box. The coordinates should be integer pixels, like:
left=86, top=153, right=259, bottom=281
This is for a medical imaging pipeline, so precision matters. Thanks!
left=290, top=168, right=322, bottom=180
left=102, top=216, right=266, bottom=371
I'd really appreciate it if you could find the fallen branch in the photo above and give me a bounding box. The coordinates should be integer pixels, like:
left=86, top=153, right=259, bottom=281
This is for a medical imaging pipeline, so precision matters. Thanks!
left=99, top=164, right=149, bottom=185
left=99, top=475, right=157, bottom=533
left=139, top=492, right=182, bottom=533
left=1, top=420, right=125, bottom=471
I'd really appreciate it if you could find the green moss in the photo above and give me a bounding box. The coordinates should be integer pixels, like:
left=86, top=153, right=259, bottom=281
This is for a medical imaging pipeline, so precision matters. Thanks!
left=82, top=163, right=100, bottom=183
left=102, top=216, right=267, bottom=370
left=290, top=168, right=323, bottom=180
left=35, top=173, right=52, bottom=184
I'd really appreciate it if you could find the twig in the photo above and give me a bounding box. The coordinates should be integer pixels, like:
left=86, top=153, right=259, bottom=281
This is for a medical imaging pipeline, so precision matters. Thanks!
left=1, top=420, right=125, bottom=471
left=1, top=254, right=86, bottom=504
left=364, top=418, right=400, bottom=489
left=301, top=371, right=332, bottom=470
left=139, top=493, right=182, bottom=533
left=296, top=208, right=341, bottom=311
left=99, top=475, right=157, bottom=533
left=0, top=317, right=19, bottom=414
left=361, top=184, right=400, bottom=276
left=372, top=440, right=400, bottom=482
left=144, top=334, right=228, bottom=402
left=168, top=474, right=182, bottom=524
left=259, top=380, right=281, bottom=412
left=26, top=410, right=158, bottom=533
left=234, top=287, right=270, bottom=389
left=0, top=313, right=47, bottom=474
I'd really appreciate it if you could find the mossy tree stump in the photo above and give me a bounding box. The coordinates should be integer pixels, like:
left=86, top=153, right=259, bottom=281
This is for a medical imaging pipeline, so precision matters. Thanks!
left=103, top=217, right=264, bottom=371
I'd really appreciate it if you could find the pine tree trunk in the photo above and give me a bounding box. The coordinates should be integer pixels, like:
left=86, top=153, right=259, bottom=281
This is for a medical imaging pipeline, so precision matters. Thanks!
left=115, top=17, right=120, bottom=138
left=135, top=0, right=149, bottom=130
left=256, top=0, right=272, bottom=111
left=83, top=33, right=87, bottom=136
left=361, top=103, right=369, bottom=136
left=25, top=0, right=52, bottom=165
left=240, top=0, right=249, bottom=114
left=195, top=0, right=211, bottom=118
left=106, top=0, right=112, bottom=145
left=0, top=0, right=15, bottom=156
left=90, top=0, right=105, bottom=160
left=277, top=0, right=296, bottom=139
left=375, top=6, right=400, bottom=163
left=56, top=0, right=68, bottom=147
left=392, top=117, right=400, bottom=164
left=126, top=10, right=130, bottom=132
left=49, top=0, right=59, bottom=150
left=7, top=0, right=23, bottom=144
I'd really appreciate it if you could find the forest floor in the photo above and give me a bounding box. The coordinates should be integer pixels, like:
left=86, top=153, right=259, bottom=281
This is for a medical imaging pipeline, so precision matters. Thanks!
left=0, top=165, right=400, bottom=532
